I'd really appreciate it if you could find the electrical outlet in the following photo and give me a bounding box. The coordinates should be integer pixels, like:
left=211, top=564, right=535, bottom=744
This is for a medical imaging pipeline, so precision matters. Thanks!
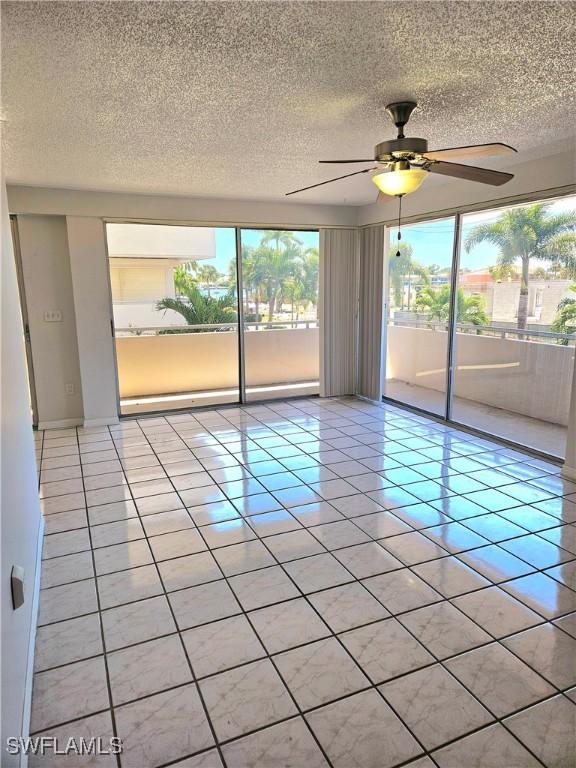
left=65, top=383, right=75, bottom=396
left=44, top=310, right=62, bottom=322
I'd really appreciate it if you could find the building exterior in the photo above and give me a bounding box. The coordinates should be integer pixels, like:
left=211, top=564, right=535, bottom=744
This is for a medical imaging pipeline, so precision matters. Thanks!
left=460, top=270, right=573, bottom=326
left=107, top=224, right=217, bottom=330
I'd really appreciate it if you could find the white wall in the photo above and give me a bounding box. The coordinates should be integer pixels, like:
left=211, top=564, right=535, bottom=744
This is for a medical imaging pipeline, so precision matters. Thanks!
left=1, top=183, right=42, bottom=764
left=7, top=174, right=576, bottom=468
left=8, top=187, right=357, bottom=427
left=66, top=217, right=119, bottom=426
left=7, top=186, right=359, bottom=228
left=116, top=328, right=319, bottom=397
left=17, top=215, right=84, bottom=428
left=107, top=222, right=216, bottom=258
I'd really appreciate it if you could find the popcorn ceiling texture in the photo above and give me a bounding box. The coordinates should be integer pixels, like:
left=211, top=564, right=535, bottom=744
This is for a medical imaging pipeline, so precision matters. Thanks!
left=2, top=1, right=575, bottom=204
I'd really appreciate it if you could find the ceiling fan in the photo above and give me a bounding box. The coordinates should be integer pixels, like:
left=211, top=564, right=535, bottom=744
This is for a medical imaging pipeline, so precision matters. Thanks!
left=286, top=101, right=517, bottom=199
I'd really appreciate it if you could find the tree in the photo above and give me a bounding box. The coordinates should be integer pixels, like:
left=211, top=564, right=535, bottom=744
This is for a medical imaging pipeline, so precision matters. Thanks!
left=225, top=232, right=319, bottom=327
left=464, top=203, right=576, bottom=329
left=261, top=230, right=303, bottom=254
left=282, top=267, right=304, bottom=323
left=242, top=245, right=269, bottom=321
left=488, top=263, right=519, bottom=281
left=156, top=282, right=236, bottom=331
left=257, top=232, right=304, bottom=322
left=194, top=264, right=223, bottom=298
left=414, top=285, right=488, bottom=326
left=389, top=242, right=430, bottom=309
left=299, top=248, right=319, bottom=320
left=551, top=285, right=576, bottom=345
left=174, top=262, right=197, bottom=294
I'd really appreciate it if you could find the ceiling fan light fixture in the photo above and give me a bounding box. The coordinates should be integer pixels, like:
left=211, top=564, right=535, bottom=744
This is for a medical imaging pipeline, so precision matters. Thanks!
left=372, top=162, right=428, bottom=197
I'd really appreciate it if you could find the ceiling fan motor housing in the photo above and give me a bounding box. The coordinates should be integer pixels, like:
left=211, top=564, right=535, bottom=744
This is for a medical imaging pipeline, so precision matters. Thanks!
left=374, top=137, right=428, bottom=162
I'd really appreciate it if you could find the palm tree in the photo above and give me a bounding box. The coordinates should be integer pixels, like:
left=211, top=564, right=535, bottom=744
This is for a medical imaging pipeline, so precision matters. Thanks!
left=551, top=285, right=576, bottom=345
left=299, top=248, right=319, bottom=320
left=464, top=203, right=576, bottom=329
left=173, top=262, right=197, bottom=295
left=156, top=282, right=236, bottom=332
left=241, top=245, right=271, bottom=322
left=415, top=285, right=488, bottom=326
left=261, top=230, right=303, bottom=254
left=389, top=242, right=430, bottom=310
left=256, top=232, right=304, bottom=323
left=283, top=268, right=305, bottom=324
left=195, top=264, right=223, bottom=298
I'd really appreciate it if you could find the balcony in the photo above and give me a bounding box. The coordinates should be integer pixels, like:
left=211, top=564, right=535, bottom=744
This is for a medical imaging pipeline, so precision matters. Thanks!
left=115, top=313, right=573, bottom=457
left=115, top=321, right=319, bottom=413
left=386, top=321, right=574, bottom=456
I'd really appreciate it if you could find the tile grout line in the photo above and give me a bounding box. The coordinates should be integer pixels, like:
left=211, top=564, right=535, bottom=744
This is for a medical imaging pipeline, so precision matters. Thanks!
left=31, top=397, right=575, bottom=766
left=102, top=418, right=230, bottom=768
left=77, top=423, right=122, bottom=768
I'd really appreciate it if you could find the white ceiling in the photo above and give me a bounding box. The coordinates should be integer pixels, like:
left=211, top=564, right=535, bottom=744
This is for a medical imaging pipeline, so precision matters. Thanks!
left=2, top=1, right=575, bottom=205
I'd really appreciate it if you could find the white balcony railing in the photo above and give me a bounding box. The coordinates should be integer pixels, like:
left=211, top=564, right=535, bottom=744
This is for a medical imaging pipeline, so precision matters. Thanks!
left=386, top=324, right=574, bottom=427
left=115, top=324, right=320, bottom=398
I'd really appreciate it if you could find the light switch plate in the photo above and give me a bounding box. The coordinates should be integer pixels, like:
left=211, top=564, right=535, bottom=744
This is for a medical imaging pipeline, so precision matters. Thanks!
left=44, top=310, right=62, bottom=322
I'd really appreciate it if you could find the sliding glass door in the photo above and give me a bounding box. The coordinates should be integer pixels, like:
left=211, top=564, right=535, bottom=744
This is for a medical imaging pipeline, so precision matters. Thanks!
left=107, top=223, right=239, bottom=415
left=107, top=223, right=320, bottom=415
left=384, top=217, right=456, bottom=416
left=384, top=193, right=576, bottom=459
left=240, top=228, right=320, bottom=402
left=452, top=196, right=576, bottom=456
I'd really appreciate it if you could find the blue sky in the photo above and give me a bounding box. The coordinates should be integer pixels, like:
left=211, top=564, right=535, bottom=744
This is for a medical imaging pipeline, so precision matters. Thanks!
left=202, top=195, right=575, bottom=276
left=391, top=195, right=575, bottom=272
left=211, top=228, right=319, bottom=275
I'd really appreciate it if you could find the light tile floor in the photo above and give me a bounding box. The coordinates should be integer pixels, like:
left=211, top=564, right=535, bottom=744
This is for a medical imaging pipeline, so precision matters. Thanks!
left=31, top=397, right=576, bottom=767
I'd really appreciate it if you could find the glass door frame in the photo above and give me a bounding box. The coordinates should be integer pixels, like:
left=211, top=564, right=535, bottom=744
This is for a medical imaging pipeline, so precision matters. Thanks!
left=443, top=212, right=462, bottom=423
left=237, top=226, right=321, bottom=403
left=382, top=212, right=459, bottom=421
left=104, top=219, right=320, bottom=414
left=382, top=187, right=575, bottom=461
left=10, top=214, right=39, bottom=427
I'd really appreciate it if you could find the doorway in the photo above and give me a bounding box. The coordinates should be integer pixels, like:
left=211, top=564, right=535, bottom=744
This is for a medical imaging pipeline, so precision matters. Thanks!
left=239, top=227, right=320, bottom=402
left=383, top=193, right=576, bottom=459
left=106, top=223, right=320, bottom=416
left=10, top=215, right=39, bottom=427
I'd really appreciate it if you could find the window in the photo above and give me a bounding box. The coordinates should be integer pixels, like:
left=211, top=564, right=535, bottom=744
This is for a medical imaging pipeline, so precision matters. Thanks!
left=106, top=223, right=320, bottom=414
left=384, top=193, right=576, bottom=458
left=384, top=217, right=456, bottom=416
left=240, top=228, right=320, bottom=401
left=107, top=223, right=239, bottom=414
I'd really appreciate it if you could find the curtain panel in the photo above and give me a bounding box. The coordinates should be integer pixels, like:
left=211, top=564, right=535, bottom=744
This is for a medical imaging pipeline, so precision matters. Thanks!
left=319, top=228, right=359, bottom=397
left=357, top=225, right=386, bottom=401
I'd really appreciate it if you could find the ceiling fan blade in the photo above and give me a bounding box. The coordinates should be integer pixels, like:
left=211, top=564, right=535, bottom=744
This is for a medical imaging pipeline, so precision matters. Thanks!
left=285, top=167, right=376, bottom=196
left=428, top=161, right=514, bottom=186
left=319, top=159, right=375, bottom=164
left=424, top=142, right=517, bottom=161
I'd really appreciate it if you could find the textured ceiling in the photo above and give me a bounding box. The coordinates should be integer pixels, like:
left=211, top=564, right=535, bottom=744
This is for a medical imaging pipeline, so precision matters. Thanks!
left=2, top=1, right=575, bottom=204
